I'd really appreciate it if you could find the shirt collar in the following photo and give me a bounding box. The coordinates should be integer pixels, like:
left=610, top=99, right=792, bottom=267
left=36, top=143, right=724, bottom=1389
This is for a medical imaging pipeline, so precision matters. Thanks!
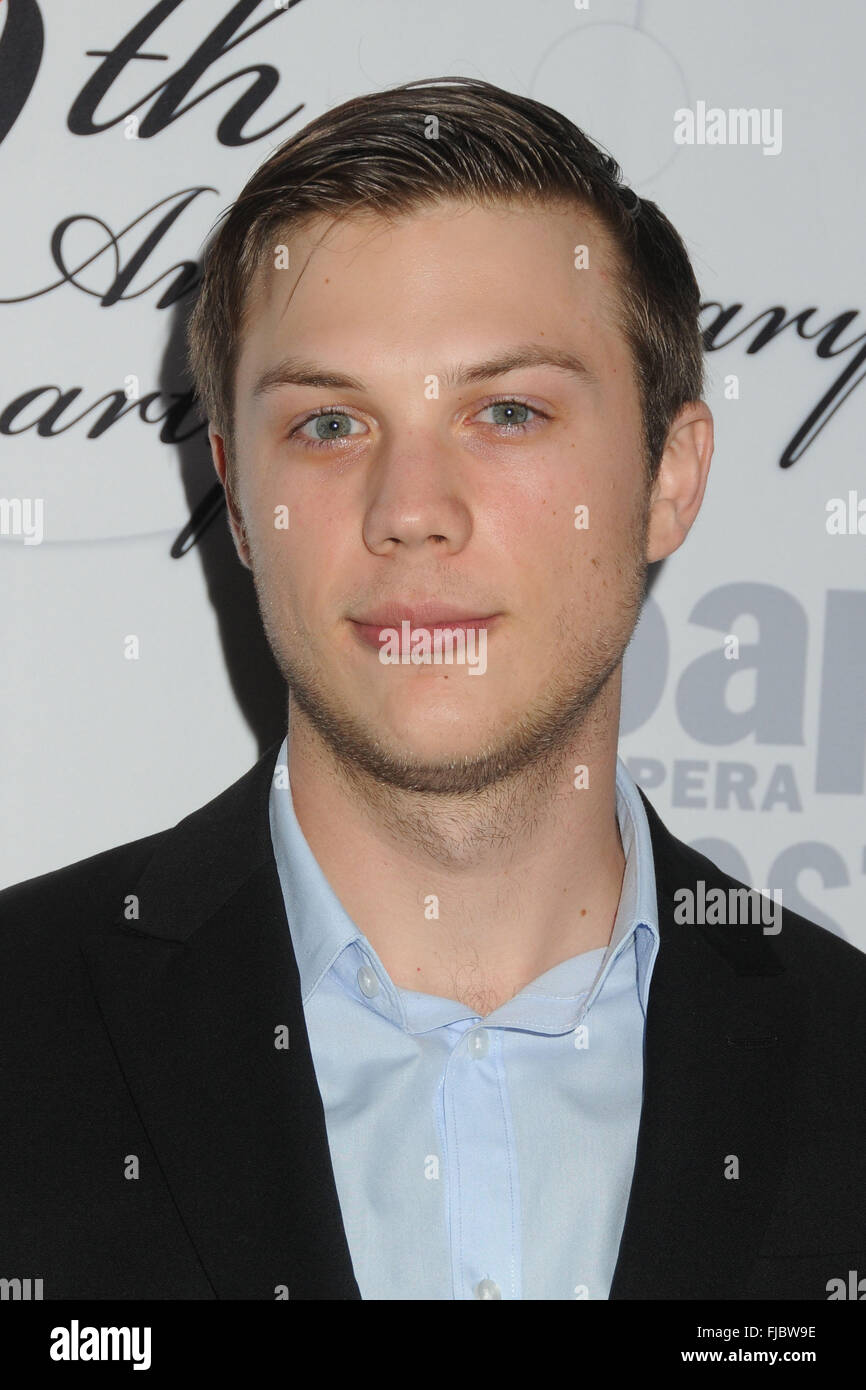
left=268, top=736, right=361, bottom=1006
left=268, top=736, right=659, bottom=1021
left=596, top=755, right=659, bottom=1015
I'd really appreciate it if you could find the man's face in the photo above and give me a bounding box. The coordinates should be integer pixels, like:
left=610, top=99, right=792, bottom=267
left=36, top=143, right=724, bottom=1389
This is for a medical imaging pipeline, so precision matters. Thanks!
left=227, top=199, right=652, bottom=793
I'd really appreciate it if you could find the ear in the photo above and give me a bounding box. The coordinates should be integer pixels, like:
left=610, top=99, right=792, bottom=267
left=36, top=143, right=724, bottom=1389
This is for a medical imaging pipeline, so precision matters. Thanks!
left=646, top=401, right=714, bottom=563
left=209, top=425, right=251, bottom=570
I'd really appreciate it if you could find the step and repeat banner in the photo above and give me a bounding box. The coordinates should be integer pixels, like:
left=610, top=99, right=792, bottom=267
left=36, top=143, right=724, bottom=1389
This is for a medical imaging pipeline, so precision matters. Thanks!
left=1, top=0, right=863, bottom=947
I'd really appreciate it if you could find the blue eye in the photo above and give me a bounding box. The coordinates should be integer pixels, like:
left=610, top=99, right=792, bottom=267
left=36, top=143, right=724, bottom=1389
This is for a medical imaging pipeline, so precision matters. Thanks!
left=290, top=397, right=545, bottom=451
left=294, top=410, right=366, bottom=446
left=484, top=400, right=532, bottom=428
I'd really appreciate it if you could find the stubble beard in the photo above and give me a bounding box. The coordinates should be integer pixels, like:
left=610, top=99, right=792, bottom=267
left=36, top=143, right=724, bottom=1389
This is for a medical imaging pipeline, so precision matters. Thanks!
left=248, top=507, right=650, bottom=859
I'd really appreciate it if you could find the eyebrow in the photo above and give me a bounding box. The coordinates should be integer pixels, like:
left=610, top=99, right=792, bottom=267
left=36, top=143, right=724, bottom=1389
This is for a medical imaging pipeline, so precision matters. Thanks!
left=250, top=343, right=599, bottom=399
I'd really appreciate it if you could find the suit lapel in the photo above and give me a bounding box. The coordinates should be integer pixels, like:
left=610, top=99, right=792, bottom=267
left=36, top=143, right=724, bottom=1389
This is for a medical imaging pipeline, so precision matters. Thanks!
left=80, top=739, right=361, bottom=1300
left=610, top=790, right=802, bottom=1299
left=79, top=738, right=800, bottom=1301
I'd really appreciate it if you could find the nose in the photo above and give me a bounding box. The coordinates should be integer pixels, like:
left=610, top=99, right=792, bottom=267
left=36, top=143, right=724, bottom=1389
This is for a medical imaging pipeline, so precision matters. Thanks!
left=362, top=436, right=473, bottom=557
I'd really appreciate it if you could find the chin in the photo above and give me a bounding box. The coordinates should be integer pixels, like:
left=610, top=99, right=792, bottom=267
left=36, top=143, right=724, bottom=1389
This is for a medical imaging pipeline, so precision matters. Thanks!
left=379, top=717, right=484, bottom=763
left=379, top=681, right=495, bottom=727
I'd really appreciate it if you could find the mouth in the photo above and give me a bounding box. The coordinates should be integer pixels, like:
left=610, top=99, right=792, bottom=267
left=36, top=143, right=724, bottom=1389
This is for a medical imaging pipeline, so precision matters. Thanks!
left=348, top=613, right=500, bottom=652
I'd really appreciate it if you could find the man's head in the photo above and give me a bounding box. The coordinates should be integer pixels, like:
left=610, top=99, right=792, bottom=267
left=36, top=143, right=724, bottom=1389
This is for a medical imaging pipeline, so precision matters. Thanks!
left=187, top=77, right=712, bottom=795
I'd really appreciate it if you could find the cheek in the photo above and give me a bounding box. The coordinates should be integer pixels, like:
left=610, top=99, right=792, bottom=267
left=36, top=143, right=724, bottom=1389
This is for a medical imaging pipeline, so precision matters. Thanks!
left=237, top=443, right=304, bottom=559
left=537, top=487, right=642, bottom=614
left=250, top=497, right=353, bottom=628
left=512, top=468, right=615, bottom=564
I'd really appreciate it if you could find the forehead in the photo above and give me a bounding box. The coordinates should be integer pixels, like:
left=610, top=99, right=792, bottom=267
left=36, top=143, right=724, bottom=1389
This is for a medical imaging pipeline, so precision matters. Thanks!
left=236, top=199, right=627, bottom=390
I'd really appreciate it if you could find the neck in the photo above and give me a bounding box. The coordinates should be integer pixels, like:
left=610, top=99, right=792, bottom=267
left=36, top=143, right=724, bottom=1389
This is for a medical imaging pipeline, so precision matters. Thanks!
left=285, top=678, right=627, bottom=1017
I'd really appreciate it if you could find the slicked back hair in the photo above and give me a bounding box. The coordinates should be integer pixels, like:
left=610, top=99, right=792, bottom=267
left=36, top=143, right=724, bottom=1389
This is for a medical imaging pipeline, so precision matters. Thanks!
left=187, top=76, right=705, bottom=491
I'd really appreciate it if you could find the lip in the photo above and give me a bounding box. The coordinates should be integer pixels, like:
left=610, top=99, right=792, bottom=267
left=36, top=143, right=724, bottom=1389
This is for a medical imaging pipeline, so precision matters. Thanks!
left=348, top=608, right=500, bottom=651
left=351, top=602, right=499, bottom=627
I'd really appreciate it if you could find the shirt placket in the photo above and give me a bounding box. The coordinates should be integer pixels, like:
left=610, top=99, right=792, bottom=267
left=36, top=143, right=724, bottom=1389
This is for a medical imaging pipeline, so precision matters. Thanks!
left=440, top=1019, right=521, bottom=1300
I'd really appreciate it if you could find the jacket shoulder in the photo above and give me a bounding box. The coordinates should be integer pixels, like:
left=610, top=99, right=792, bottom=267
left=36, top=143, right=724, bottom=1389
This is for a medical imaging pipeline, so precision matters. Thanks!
left=638, top=784, right=866, bottom=995
left=0, top=832, right=164, bottom=958
left=669, top=823, right=866, bottom=1026
left=690, top=835, right=866, bottom=979
left=0, top=739, right=282, bottom=961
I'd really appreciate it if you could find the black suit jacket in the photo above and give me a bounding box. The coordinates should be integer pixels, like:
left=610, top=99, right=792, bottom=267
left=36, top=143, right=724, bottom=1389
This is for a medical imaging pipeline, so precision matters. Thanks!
left=1, top=737, right=864, bottom=1300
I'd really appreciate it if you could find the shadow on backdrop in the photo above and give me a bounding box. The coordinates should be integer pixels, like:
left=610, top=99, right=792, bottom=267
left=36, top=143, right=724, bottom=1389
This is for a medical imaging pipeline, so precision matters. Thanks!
left=159, top=278, right=286, bottom=757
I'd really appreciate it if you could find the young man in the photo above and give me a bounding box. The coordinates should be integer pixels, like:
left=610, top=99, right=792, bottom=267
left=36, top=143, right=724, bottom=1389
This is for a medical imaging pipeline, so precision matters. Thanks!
left=1, top=78, right=864, bottom=1301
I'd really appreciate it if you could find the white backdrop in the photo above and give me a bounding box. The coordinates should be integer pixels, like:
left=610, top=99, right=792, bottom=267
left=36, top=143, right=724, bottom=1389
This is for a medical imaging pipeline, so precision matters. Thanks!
left=1, top=0, right=863, bottom=949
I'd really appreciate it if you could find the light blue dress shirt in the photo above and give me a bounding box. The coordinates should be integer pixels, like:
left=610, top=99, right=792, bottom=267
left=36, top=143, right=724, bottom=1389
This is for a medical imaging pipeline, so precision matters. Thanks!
left=268, top=737, right=660, bottom=1300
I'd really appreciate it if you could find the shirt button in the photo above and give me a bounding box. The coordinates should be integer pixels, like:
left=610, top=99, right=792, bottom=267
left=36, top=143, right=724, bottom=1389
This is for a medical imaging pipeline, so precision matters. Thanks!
left=468, top=1028, right=489, bottom=1058
left=474, top=1278, right=501, bottom=1299
left=357, top=965, right=379, bottom=998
